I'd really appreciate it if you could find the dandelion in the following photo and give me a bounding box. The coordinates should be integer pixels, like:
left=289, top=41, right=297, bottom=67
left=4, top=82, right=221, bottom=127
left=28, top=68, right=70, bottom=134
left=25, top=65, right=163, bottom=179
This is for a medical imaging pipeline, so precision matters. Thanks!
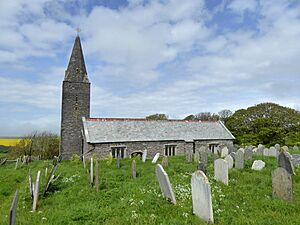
left=139, top=200, right=144, bottom=205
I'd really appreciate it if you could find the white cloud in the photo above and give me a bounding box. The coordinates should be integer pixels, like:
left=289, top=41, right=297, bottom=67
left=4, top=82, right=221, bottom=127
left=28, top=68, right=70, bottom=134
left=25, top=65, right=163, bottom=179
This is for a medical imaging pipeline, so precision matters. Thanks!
left=228, top=0, right=257, bottom=14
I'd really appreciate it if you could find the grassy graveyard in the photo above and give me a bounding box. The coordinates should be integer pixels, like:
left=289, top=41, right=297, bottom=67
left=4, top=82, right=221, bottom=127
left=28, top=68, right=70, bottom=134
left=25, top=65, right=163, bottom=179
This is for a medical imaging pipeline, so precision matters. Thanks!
left=0, top=154, right=300, bottom=225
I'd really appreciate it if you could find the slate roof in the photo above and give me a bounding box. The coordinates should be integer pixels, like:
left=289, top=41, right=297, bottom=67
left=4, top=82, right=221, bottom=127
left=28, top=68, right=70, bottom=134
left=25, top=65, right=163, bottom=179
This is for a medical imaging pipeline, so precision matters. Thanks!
left=82, top=117, right=235, bottom=144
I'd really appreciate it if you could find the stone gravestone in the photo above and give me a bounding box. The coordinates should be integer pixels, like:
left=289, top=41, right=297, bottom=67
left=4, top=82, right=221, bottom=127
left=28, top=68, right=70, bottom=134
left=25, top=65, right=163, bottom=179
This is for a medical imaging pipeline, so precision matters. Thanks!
left=282, top=146, right=289, bottom=152
left=197, top=162, right=206, bottom=174
left=291, top=154, right=300, bottom=166
left=28, top=169, right=34, bottom=202
left=90, top=158, right=94, bottom=185
left=200, top=151, right=208, bottom=166
left=224, top=155, right=234, bottom=169
left=32, top=170, right=41, bottom=212
left=263, top=148, right=269, bottom=156
left=162, top=156, right=168, bottom=168
left=221, top=147, right=229, bottom=157
left=230, top=152, right=236, bottom=160
left=275, top=144, right=280, bottom=151
left=278, top=152, right=295, bottom=175
left=272, top=167, right=292, bottom=202
left=191, top=170, right=214, bottom=223
left=235, top=149, right=244, bottom=169
left=257, top=144, right=264, bottom=155
left=83, top=155, right=86, bottom=168
left=132, top=160, right=136, bottom=179
left=199, top=146, right=206, bottom=153
left=214, top=159, right=228, bottom=185
left=117, top=154, right=121, bottom=168
left=251, top=160, right=265, bottom=171
left=152, top=153, right=160, bottom=164
left=244, top=148, right=253, bottom=160
left=293, top=145, right=299, bottom=151
left=142, top=150, right=147, bottom=162
left=269, top=147, right=278, bottom=157
left=95, top=159, right=99, bottom=192
left=186, top=150, right=193, bottom=163
left=194, top=151, right=200, bottom=163
left=155, top=164, right=176, bottom=204
left=9, top=189, right=18, bottom=225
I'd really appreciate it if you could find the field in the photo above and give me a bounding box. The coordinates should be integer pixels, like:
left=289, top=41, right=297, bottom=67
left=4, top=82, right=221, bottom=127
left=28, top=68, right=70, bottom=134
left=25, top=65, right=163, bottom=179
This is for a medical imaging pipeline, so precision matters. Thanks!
left=0, top=138, right=21, bottom=146
left=0, top=155, right=299, bottom=225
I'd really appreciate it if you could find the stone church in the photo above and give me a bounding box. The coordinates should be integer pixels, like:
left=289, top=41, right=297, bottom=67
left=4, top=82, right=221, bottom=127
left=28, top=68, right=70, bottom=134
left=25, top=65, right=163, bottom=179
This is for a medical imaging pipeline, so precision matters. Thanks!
left=60, top=35, right=235, bottom=160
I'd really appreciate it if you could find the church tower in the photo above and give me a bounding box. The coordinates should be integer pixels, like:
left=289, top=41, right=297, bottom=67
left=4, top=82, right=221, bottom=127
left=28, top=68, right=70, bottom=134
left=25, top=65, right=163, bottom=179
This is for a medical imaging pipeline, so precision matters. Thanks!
left=60, top=35, right=90, bottom=159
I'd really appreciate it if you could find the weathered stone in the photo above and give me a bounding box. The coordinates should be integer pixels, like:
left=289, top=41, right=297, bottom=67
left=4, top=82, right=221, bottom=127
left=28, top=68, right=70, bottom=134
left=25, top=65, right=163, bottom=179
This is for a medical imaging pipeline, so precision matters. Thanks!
left=269, top=147, right=278, bottom=157
left=28, top=169, right=34, bottom=202
left=132, top=160, right=136, bottom=179
left=214, top=159, right=228, bottom=185
left=252, top=148, right=257, bottom=154
left=214, top=146, right=220, bottom=155
left=251, top=160, right=265, bottom=171
left=278, top=152, right=295, bottom=175
left=230, top=152, right=236, bottom=160
left=191, top=170, right=214, bottom=223
left=186, top=150, right=193, bottom=163
left=272, top=167, right=292, bottom=202
left=152, top=153, right=160, bottom=164
left=293, top=146, right=299, bottom=151
left=275, top=144, right=280, bottom=151
left=194, top=151, right=200, bottom=163
left=197, top=162, right=206, bottom=174
left=45, top=168, right=48, bottom=178
left=238, top=148, right=245, bottom=153
left=200, top=151, right=208, bottom=166
left=142, top=150, right=147, bottom=162
left=221, top=147, right=229, bottom=157
left=90, top=158, right=94, bottom=184
left=291, top=154, right=300, bottom=166
left=263, top=148, right=269, bottom=156
left=256, top=145, right=264, bottom=156
left=244, top=148, right=253, bottom=160
left=199, top=146, right=206, bottom=153
left=282, top=146, right=289, bottom=152
left=155, top=164, right=176, bottom=204
left=235, top=149, right=244, bottom=169
left=32, top=171, right=41, bottom=212
left=83, top=155, right=86, bottom=168
left=9, top=189, right=18, bottom=225
left=162, top=156, right=168, bottom=168
left=224, top=155, right=234, bottom=169
left=94, top=160, right=99, bottom=192
left=117, top=154, right=120, bottom=168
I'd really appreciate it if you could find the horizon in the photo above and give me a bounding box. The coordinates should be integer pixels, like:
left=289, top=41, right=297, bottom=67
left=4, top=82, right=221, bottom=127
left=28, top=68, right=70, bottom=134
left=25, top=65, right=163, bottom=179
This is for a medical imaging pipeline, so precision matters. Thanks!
left=1, top=0, right=300, bottom=137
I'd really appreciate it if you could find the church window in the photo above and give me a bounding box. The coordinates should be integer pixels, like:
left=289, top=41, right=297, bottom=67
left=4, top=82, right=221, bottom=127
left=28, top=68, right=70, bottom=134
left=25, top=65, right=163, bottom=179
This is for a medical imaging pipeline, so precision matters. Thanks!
left=165, top=145, right=176, bottom=156
left=111, top=147, right=126, bottom=158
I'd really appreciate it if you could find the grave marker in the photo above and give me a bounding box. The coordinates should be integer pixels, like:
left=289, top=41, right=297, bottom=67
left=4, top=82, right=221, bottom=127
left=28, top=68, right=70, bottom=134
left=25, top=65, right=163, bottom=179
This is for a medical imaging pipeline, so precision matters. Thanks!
left=214, top=159, right=228, bottom=185
left=90, top=158, right=94, bottom=185
left=162, top=156, right=168, bottom=168
left=251, top=160, right=265, bottom=171
left=224, top=155, right=234, bottom=169
left=152, top=153, right=160, bottom=164
left=235, top=149, right=244, bottom=169
left=32, top=170, right=41, bottom=212
left=244, top=148, right=253, bottom=160
left=272, top=167, right=292, bottom=202
left=155, top=164, right=176, bottom=204
left=95, top=159, right=99, bottom=192
left=28, top=169, right=34, bottom=202
left=194, top=151, right=200, bottom=163
left=278, top=152, right=295, bottom=175
left=221, top=147, right=229, bottom=157
left=9, top=189, right=18, bottom=225
left=269, top=147, right=278, bottom=157
left=197, top=162, right=206, bottom=174
left=191, top=170, right=213, bottom=223
left=142, top=150, right=147, bottom=162
left=132, top=159, right=136, bottom=179
left=200, top=151, right=208, bottom=166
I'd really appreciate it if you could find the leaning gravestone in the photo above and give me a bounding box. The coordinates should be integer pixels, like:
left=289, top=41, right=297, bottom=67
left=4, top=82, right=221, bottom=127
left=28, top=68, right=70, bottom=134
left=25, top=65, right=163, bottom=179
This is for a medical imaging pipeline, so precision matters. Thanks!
left=251, top=160, right=265, bottom=171
left=152, top=153, right=160, bottom=164
left=155, top=164, right=176, bottom=204
left=278, top=152, right=295, bottom=175
left=191, top=170, right=214, bottom=223
left=9, top=189, right=18, bottom=225
left=142, top=150, right=147, bottom=162
left=214, top=159, right=228, bottom=185
left=272, top=167, right=292, bottom=202
left=235, top=149, right=244, bottom=169
left=244, top=148, right=253, bottom=160
left=221, top=147, right=229, bottom=157
left=224, top=155, right=234, bottom=169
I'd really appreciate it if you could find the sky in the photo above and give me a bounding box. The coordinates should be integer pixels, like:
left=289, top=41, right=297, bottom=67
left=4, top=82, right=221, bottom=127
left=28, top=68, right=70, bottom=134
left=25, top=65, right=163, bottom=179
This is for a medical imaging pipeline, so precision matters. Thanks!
left=0, top=0, right=300, bottom=137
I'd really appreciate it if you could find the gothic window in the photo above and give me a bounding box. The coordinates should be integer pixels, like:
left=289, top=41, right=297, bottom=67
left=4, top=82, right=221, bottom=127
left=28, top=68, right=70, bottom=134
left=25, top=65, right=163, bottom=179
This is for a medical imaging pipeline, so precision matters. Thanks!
left=111, top=147, right=126, bottom=158
left=165, top=145, right=176, bottom=156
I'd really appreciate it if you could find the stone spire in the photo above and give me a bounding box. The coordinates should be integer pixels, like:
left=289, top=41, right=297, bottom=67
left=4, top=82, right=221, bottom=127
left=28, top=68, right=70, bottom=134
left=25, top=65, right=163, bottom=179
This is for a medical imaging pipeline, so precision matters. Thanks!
left=65, top=35, right=89, bottom=83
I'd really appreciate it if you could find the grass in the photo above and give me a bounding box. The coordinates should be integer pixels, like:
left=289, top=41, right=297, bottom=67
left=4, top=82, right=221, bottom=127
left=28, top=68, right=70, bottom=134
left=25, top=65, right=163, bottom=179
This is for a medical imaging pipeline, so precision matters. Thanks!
left=0, top=154, right=299, bottom=225
left=0, top=138, right=21, bottom=146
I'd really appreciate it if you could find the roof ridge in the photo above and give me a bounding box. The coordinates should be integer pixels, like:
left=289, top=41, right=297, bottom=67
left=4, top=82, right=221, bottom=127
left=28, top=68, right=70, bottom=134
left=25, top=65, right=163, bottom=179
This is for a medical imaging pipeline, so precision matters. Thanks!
left=86, top=117, right=219, bottom=123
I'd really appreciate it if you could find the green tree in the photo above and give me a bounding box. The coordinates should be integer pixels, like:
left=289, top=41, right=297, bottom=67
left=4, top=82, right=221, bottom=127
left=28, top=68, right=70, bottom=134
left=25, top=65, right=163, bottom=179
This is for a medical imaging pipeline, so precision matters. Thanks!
left=146, top=114, right=169, bottom=120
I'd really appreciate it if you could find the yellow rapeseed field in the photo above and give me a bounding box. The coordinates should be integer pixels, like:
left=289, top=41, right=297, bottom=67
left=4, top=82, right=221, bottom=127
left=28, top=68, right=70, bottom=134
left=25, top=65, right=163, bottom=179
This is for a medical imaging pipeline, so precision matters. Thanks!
left=0, top=138, right=21, bottom=146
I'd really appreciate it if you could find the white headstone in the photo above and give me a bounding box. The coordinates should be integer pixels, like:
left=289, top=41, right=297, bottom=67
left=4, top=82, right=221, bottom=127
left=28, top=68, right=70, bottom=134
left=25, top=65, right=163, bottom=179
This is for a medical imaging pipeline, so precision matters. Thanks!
left=224, top=155, right=234, bottom=169
left=152, top=153, right=160, bottom=164
left=251, top=160, right=265, bottom=171
left=32, top=171, right=41, bottom=212
left=221, top=147, right=229, bottom=157
left=155, top=164, right=176, bottom=204
left=142, top=150, right=147, bottom=162
left=214, top=159, right=228, bottom=185
left=90, top=158, right=94, bottom=184
left=263, top=148, right=269, bottom=156
left=191, top=170, right=214, bottom=223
